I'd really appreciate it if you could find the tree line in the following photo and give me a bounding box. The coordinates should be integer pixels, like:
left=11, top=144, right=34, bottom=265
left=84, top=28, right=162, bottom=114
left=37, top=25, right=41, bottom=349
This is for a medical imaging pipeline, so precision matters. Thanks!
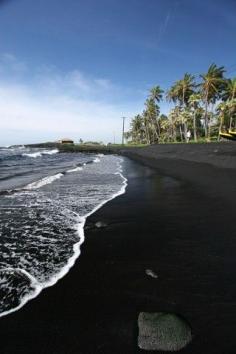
left=125, top=64, right=236, bottom=144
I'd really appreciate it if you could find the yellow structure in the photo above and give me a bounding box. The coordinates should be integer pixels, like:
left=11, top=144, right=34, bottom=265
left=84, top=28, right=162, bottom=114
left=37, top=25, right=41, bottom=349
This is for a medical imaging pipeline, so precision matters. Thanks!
left=58, top=138, right=74, bottom=144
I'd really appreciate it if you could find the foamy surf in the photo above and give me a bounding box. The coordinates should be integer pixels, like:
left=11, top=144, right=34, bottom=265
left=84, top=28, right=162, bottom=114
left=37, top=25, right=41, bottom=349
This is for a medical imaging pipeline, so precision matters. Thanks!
left=67, top=166, right=83, bottom=173
left=0, top=155, right=127, bottom=318
left=25, top=173, right=64, bottom=189
left=0, top=268, right=41, bottom=318
left=22, top=149, right=59, bottom=158
left=22, top=152, right=42, bottom=158
left=43, top=149, right=59, bottom=155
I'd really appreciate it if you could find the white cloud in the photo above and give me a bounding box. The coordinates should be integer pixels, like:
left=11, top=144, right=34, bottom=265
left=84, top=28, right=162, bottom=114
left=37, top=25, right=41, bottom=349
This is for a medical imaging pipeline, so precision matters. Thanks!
left=0, top=54, right=141, bottom=145
left=0, top=82, right=132, bottom=144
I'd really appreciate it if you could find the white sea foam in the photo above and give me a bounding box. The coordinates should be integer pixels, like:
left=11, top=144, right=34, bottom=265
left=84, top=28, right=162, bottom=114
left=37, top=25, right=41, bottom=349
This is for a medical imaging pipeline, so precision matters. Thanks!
left=22, top=149, right=59, bottom=158
left=0, top=155, right=128, bottom=318
left=23, top=151, right=42, bottom=158
left=0, top=268, right=42, bottom=318
left=25, top=173, right=64, bottom=189
left=43, top=149, right=58, bottom=155
left=67, top=166, right=83, bottom=173
left=34, top=157, right=128, bottom=290
left=93, top=157, right=100, bottom=163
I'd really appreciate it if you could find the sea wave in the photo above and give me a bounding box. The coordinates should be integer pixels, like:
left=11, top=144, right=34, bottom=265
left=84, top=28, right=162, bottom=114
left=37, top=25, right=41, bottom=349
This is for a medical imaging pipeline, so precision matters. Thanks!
left=22, top=149, right=59, bottom=158
left=0, top=153, right=97, bottom=195
left=67, top=166, right=83, bottom=173
left=0, top=155, right=127, bottom=318
left=0, top=268, right=41, bottom=317
left=25, top=173, right=64, bottom=189
left=43, top=149, right=59, bottom=155
left=22, top=152, right=42, bottom=158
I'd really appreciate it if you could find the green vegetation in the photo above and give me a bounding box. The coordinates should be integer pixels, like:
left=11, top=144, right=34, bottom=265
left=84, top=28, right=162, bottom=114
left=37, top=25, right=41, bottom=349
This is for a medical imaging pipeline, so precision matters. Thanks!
left=58, top=143, right=148, bottom=153
left=125, top=64, right=236, bottom=144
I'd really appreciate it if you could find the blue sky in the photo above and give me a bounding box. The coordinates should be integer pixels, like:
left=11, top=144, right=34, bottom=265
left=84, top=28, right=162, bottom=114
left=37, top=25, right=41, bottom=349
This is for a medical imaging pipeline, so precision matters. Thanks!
left=0, top=0, right=235, bottom=144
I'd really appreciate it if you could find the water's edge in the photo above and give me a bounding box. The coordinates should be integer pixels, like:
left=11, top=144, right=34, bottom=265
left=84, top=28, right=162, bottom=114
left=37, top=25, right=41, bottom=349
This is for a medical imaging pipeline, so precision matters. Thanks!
left=0, top=157, right=128, bottom=318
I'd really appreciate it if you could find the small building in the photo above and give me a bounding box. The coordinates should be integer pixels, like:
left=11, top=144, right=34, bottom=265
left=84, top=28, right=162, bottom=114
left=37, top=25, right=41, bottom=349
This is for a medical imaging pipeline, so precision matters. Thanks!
left=58, top=138, right=74, bottom=144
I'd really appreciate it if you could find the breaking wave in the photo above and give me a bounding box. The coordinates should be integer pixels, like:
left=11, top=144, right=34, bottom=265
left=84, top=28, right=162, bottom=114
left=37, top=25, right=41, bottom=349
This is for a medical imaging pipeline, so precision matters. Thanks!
left=22, top=149, right=59, bottom=158
left=0, top=154, right=127, bottom=317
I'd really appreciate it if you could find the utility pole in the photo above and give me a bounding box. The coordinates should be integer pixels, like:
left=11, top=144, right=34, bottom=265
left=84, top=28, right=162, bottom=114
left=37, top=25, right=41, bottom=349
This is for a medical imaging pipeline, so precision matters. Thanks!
left=122, top=116, right=126, bottom=145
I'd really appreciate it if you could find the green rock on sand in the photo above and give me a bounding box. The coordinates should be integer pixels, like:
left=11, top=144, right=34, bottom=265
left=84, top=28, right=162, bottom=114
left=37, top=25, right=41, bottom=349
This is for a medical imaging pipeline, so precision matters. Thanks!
left=138, top=312, right=192, bottom=351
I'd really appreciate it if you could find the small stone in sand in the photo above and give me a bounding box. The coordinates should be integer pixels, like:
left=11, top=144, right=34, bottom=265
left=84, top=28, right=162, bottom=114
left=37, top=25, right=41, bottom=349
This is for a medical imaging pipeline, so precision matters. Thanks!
left=95, top=221, right=107, bottom=228
left=145, top=269, right=158, bottom=278
left=138, top=312, right=192, bottom=351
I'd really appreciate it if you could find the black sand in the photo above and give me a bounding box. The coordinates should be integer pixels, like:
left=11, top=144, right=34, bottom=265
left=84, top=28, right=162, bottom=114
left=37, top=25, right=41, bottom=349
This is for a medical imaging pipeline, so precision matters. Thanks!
left=0, top=144, right=236, bottom=353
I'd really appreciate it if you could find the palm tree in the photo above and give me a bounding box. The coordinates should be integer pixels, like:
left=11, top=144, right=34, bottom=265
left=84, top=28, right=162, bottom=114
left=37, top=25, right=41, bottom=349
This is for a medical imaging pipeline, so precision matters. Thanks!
left=130, top=114, right=144, bottom=143
left=149, top=86, right=164, bottom=103
left=200, top=63, right=226, bottom=139
left=189, top=93, right=201, bottom=141
left=167, top=74, right=195, bottom=105
left=168, top=106, right=183, bottom=141
left=167, top=87, right=182, bottom=139
left=168, top=109, right=179, bottom=142
left=227, top=99, right=236, bottom=131
left=166, top=85, right=178, bottom=104
left=222, top=78, right=236, bottom=101
left=167, top=73, right=195, bottom=141
left=179, top=108, right=192, bottom=140
left=178, top=73, right=196, bottom=107
left=142, top=110, right=151, bottom=144
left=145, top=98, right=160, bottom=143
left=149, top=86, right=164, bottom=139
left=216, top=102, right=228, bottom=140
left=159, top=117, right=172, bottom=142
left=125, top=65, right=236, bottom=144
left=221, top=79, right=236, bottom=132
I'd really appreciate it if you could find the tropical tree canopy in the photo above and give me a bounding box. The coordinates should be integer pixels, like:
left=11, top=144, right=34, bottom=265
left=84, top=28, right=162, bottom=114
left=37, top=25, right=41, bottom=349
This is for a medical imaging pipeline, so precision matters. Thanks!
left=222, top=78, right=236, bottom=101
left=125, top=64, right=235, bottom=144
left=200, top=63, right=226, bottom=104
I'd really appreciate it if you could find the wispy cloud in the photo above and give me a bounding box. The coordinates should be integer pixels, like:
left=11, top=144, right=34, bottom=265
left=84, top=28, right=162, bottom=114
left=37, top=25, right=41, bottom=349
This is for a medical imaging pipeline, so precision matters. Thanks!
left=156, top=11, right=171, bottom=47
left=163, top=12, right=171, bottom=33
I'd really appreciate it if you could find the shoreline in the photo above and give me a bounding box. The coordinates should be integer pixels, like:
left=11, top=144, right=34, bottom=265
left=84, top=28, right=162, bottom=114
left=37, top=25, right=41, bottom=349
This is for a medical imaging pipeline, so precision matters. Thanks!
left=0, top=146, right=235, bottom=353
left=121, top=144, right=236, bottom=204
left=28, top=142, right=236, bottom=203
left=26, top=142, right=236, bottom=203
left=0, top=155, right=127, bottom=320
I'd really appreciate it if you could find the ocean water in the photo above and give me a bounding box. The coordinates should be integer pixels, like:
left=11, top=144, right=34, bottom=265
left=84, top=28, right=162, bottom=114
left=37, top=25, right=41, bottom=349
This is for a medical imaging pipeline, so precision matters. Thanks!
left=0, top=146, right=127, bottom=317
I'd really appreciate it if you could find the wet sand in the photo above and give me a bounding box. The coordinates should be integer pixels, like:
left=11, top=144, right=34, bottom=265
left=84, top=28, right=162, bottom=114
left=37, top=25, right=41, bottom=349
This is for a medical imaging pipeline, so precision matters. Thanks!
left=0, top=147, right=236, bottom=353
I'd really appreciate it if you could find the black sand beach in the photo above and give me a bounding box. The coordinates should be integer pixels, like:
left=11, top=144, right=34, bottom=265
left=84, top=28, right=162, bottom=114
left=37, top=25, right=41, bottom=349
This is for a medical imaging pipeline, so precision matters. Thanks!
left=0, top=144, right=236, bottom=353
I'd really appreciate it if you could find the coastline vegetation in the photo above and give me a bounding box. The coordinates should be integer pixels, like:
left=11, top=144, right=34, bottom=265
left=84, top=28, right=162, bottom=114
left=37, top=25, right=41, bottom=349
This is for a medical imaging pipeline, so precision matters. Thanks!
left=125, top=64, right=236, bottom=144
